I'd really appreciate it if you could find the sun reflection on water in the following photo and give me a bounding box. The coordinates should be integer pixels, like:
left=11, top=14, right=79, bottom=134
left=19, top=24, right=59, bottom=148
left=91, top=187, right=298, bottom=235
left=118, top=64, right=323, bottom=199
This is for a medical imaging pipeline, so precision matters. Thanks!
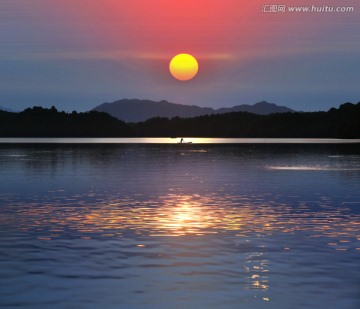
left=1, top=192, right=359, bottom=248
left=0, top=191, right=359, bottom=301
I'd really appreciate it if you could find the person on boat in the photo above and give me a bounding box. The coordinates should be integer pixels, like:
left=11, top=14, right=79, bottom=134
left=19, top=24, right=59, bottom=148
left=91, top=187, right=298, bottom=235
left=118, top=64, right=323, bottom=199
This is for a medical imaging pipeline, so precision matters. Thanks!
left=180, top=138, right=184, bottom=143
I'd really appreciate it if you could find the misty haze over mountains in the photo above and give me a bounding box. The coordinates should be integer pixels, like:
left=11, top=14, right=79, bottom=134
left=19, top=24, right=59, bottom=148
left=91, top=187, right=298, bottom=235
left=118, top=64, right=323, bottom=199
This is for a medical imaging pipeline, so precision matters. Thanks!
left=92, top=99, right=295, bottom=122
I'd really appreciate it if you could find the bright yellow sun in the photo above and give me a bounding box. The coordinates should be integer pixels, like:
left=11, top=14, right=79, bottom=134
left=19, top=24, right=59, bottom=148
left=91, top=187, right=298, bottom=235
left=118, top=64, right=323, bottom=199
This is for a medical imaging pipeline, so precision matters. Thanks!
left=169, top=53, right=199, bottom=81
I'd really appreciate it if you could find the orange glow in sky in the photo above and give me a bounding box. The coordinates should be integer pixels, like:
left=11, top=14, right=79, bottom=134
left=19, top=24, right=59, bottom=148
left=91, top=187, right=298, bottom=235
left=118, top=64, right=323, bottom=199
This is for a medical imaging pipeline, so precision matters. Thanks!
left=2, top=0, right=359, bottom=111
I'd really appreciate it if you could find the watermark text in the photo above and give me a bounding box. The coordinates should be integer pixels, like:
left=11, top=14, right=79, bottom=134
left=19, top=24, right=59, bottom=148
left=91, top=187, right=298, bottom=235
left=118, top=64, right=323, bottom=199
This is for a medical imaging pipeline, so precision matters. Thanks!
left=261, top=4, right=355, bottom=13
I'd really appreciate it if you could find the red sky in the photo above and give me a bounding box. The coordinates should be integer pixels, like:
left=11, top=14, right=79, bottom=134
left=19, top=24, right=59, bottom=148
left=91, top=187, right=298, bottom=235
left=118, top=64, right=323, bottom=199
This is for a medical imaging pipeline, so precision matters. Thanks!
left=1, top=0, right=359, bottom=111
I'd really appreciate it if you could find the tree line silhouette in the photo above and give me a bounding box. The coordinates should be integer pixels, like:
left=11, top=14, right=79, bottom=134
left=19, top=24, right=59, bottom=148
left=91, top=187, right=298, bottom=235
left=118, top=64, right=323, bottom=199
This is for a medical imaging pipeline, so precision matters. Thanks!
left=0, top=106, right=130, bottom=137
left=0, top=103, right=359, bottom=138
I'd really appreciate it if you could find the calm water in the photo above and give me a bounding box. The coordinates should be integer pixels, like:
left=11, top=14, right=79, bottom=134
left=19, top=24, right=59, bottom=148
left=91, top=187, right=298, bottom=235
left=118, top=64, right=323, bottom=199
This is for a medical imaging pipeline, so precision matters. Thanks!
left=0, top=141, right=359, bottom=309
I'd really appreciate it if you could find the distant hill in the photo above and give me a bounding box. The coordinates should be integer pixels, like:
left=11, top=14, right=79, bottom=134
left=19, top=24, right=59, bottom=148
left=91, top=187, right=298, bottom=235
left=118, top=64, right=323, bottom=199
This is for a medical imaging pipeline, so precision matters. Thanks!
left=92, top=99, right=295, bottom=122
left=216, top=101, right=294, bottom=115
left=131, top=102, right=360, bottom=139
left=0, top=102, right=359, bottom=138
left=92, top=99, right=214, bottom=123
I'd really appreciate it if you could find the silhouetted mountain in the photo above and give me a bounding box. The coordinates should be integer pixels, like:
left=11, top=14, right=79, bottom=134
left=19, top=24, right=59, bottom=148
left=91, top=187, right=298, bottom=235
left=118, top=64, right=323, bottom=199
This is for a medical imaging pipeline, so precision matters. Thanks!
left=131, top=102, right=360, bottom=139
left=92, top=99, right=295, bottom=122
left=216, top=101, right=294, bottom=115
left=92, top=99, right=213, bottom=122
left=1, top=102, right=359, bottom=138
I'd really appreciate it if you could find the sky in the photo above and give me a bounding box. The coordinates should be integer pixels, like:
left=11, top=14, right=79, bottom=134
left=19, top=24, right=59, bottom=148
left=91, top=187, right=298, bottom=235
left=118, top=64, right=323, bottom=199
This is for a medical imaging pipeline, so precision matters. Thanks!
left=0, top=0, right=359, bottom=112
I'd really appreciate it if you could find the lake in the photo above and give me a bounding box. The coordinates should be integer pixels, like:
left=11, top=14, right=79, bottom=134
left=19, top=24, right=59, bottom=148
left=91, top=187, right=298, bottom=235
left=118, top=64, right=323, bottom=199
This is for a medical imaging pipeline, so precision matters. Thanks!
left=0, top=139, right=359, bottom=309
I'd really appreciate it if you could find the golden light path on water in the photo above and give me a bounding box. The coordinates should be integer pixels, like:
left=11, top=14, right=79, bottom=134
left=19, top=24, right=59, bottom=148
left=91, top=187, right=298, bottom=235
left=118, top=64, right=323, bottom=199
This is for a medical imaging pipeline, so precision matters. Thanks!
left=0, top=192, right=359, bottom=298
left=3, top=193, right=359, bottom=246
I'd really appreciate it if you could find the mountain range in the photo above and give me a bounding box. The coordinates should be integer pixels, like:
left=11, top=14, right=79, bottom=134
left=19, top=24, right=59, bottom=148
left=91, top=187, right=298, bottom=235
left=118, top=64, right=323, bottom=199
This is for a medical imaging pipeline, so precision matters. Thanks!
left=2, top=102, right=358, bottom=138
left=92, top=99, right=295, bottom=122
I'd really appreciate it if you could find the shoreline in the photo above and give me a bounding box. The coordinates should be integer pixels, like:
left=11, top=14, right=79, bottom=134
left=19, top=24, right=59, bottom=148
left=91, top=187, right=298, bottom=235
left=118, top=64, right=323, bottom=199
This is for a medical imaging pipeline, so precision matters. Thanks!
left=1, top=137, right=360, bottom=144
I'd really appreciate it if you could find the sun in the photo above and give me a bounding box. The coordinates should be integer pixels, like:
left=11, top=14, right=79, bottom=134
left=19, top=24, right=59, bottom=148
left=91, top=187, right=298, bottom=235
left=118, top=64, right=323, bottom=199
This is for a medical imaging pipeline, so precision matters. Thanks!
left=169, top=53, right=199, bottom=81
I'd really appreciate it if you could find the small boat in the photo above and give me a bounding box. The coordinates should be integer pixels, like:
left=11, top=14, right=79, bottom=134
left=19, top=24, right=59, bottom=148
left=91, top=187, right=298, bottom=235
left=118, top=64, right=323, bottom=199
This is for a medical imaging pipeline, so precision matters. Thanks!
left=178, top=138, right=192, bottom=144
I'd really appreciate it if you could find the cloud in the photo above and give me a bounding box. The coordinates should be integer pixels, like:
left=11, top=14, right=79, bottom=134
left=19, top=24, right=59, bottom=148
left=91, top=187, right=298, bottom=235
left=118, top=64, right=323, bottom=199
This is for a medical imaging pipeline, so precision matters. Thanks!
left=0, top=50, right=237, bottom=63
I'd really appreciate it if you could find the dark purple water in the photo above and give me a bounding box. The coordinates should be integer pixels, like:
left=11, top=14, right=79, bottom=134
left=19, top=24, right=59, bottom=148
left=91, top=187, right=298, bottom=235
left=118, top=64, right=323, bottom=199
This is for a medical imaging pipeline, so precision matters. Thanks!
left=0, top=142, right=359, bottom=308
